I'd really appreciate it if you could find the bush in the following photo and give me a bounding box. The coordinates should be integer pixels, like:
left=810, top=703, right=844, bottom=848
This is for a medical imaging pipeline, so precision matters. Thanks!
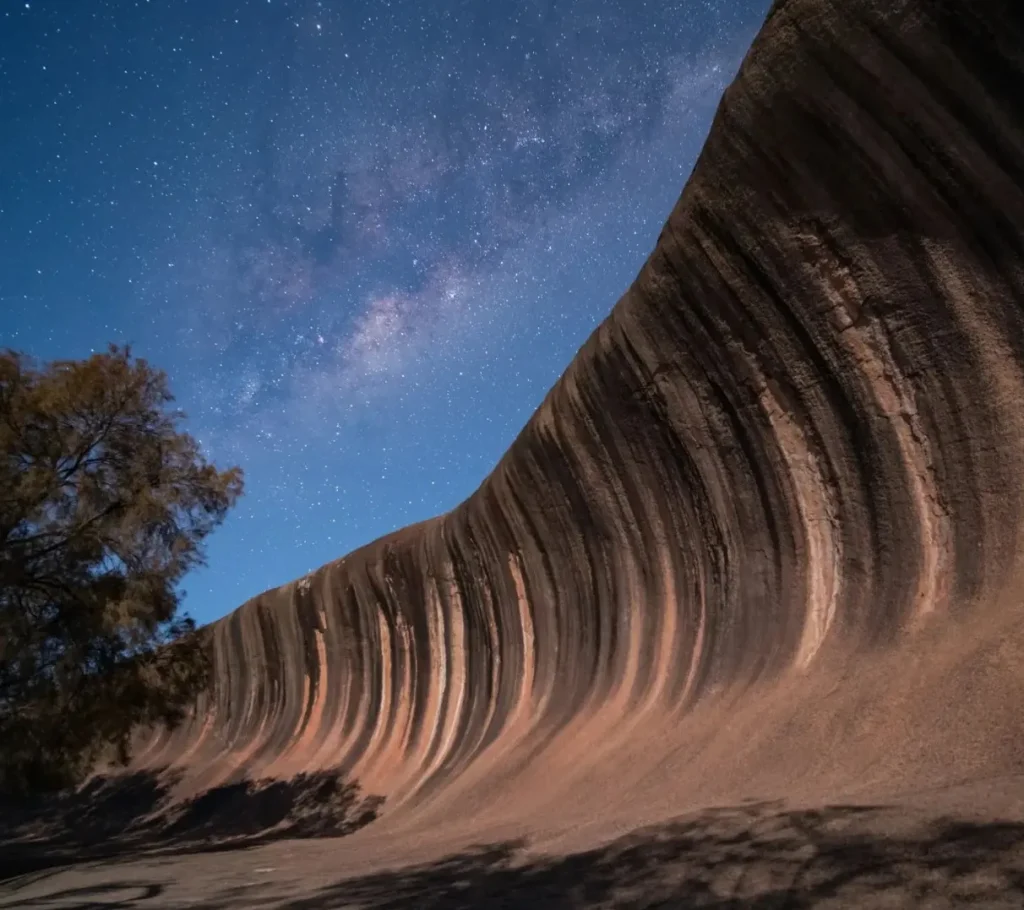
left=0, top=345, right=242, bottom=794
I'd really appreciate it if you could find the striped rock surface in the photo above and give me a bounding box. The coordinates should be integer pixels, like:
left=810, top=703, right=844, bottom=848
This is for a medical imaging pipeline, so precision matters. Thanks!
left=136, top=0, right=1024, bottom=839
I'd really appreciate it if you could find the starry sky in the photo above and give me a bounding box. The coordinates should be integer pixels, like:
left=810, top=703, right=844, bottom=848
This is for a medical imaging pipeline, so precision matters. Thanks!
left=1, top=0, right=770, bottom=626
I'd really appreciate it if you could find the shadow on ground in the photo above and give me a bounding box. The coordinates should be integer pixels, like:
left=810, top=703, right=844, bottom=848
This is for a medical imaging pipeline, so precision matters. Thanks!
left=0, top=768, right=382, bottom=883
left=3, top=800, right=1024, bottom=907
left=275, top=801, right=1024, bottom=909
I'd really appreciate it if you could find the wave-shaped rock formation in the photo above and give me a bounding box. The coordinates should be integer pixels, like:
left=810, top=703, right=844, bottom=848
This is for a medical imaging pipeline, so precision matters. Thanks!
left=138, top=0, right=1024, bottom=841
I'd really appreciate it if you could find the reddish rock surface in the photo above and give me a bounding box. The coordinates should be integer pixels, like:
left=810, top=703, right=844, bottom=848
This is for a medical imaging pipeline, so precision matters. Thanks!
left=5, top=0, right=1024, bottom=905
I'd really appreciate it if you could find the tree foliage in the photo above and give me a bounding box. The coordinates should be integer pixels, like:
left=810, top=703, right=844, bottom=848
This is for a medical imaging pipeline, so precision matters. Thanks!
left=0, top=345, right=242, bottom=794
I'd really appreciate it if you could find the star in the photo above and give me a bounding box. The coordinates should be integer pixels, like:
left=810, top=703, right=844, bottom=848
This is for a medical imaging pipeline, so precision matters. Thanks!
left=0, top=0, right=773, bottom=620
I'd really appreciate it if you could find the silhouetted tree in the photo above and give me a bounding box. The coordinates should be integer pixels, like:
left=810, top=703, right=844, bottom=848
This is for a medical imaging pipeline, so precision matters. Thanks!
left=0, top=345, right=242, bottom=794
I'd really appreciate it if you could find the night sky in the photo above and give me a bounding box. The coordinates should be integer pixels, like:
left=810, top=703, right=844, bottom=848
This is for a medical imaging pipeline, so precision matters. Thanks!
left=1, top=0, right=771, bottom=626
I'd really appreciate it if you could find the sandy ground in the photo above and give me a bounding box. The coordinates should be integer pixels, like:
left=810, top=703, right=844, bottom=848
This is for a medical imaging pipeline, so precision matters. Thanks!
left=5, top=1, right=1024, bottom=906
left=4, top=608, right=1023, bottom=908
left=4, top=776, right=1024, bottom=908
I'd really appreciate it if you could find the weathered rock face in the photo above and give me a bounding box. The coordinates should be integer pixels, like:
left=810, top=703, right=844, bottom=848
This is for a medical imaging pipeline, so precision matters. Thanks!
left=139, top=0, right=1024, bottom=823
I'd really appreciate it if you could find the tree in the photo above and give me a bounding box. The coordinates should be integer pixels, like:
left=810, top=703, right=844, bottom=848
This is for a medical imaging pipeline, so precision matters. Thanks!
left=0, top=345, right=243, bottom=795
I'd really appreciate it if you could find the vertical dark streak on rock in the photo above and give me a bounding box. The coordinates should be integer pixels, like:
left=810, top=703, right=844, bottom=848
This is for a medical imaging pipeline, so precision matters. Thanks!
left=136, top=0, right=1024, bottom=818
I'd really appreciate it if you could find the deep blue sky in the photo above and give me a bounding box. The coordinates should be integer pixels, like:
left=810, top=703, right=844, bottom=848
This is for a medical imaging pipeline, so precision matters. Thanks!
left=1, top=0, right=770, bottom=625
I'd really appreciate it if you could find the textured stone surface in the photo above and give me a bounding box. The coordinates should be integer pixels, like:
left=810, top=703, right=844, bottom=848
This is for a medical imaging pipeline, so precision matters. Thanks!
left=134, top=0, right=1024, bottom=837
